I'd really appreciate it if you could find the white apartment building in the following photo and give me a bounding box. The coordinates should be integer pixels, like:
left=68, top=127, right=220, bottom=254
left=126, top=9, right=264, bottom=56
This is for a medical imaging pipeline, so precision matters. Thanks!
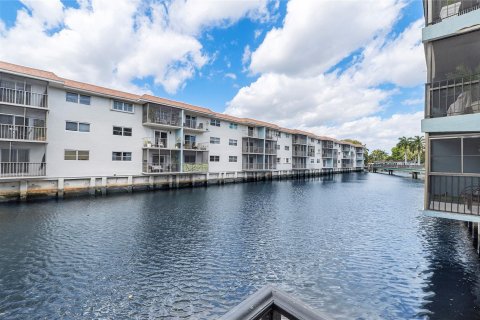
left=0, top=61, right=364, bottom=180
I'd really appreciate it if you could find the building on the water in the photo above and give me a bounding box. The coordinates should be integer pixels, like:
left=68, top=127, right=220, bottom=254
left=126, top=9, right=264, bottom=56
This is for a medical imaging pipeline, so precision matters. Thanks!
left=0, top=60, right=364, bottom=186
left=422, top=0, right=480, bottom=220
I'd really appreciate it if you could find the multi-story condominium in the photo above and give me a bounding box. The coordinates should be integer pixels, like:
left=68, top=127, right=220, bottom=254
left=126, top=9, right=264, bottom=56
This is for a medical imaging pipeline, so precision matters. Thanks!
left=0, top=60, right=364, bottom=183
left=422, top=0, right=480, bottom=219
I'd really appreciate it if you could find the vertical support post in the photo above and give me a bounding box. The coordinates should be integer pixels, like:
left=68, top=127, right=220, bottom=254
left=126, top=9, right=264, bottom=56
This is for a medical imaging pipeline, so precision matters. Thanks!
left=19, top=180, right=28, bottom=201
left=57, top=178, right=64, bottom=199
left=89, top=177, right=95, bottom=196
left=149, top=175, right=154, bottom=190
left=101, top=177, right=107, bottom=196
left=127, top=175, right=133, bottom=193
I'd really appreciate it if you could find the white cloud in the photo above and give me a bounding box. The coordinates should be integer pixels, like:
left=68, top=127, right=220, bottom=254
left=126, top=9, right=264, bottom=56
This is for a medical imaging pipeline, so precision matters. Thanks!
left=403, top=98, right=424, bottom=106
left=242, top=45, right=251, bottom=67
left=254, top=29, right=262, bottom=39
left=249, top=0, right=405, bottom=76
left=227, top=0, right=426, bottom=151
left=0, top=0, right=270, bottom=94
left=225, top=72, right=237, bottom=80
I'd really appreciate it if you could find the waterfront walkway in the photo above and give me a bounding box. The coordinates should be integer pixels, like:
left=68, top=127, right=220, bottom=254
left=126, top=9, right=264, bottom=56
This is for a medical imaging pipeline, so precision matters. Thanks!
left=367, top=162, right=424, bottom=179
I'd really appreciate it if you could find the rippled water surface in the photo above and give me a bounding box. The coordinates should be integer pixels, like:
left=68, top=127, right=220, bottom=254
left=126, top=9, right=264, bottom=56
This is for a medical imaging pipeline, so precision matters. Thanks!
left=1, top=172, right=480, bottom=319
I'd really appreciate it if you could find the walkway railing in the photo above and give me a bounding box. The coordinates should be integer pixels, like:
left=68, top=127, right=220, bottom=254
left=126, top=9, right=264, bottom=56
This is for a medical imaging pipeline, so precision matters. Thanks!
left=219, top=285, right=331, bottom=320
left=0, top=124, right=47, bottom=141
left=0, top=87, right=48, bottom=108
left=0, top=162, right=46, bottom=177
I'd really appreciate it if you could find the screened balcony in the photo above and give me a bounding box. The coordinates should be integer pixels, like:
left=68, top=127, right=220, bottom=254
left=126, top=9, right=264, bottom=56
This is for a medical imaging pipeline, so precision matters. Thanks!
left=142, top=149, right=180, bottom=174
left=243, top=154, right=264, bottom=170
left=0, top=74, right=48, bottom=109
left=428, top=0, right=480, bottom=25
left=427, top=135, right=480, bottom=216
left=143, top=103, right=181, bottom=129
left=293, top=145, right=307, bottom=157
left=243, top=138, right=264, bottom=154
left=183, top=151, right=208, bottom=172
left=308, top=146, right=315, bottom=157
left=292, top=135, right=307, bottom=145
left=265, top=129, right=278, bottom=141
left=427, top=30, right=480, bottom=117
left=183, top=115, right=208, bottom=132
left=0, top=124, right=46, bottom=142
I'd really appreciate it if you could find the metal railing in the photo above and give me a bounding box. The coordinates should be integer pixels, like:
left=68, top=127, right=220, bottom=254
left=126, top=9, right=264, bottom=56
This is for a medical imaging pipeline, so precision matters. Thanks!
left=293, top=150, right=307, bottom=157
left=429, top=0, right=480, bottom=25
left=142, top=162, right=180, bottom=173
left=0, top=87, right=48, bottom=108
left=143, top=137, right=170, bottom=148
left=292, top=163, right=306, bottom=169
left=427, top=73, right=480, bottom=118
left=0, top=124, right=46, bottom=141
left=264, top=163, right=277, bottom=170
left=183, top=142, right=208, bottom=150
left=265, top=131, right=278, bottom=141
left=243, top=146, right=264, bottom=154
left=428, top=174, right=480, bottom=215
left=183, top=119, right=207, bottom=131
left=0, top=162, right=46, bottom=177
left=265, top=148, right=277, bottom=155
left=143, top=107, right=181, bottom=127
left=244, top=129, right=260, bottom=138
left=293, top=138, right=307, bottom=145
left=183, top=163, right=208, bottom=172
left=243, top=163, right=264, bottom=170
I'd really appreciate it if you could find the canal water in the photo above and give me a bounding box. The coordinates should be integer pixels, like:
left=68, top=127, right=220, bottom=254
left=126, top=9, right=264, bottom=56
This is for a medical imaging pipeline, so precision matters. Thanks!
left=0, top=172, right=479, bottom=319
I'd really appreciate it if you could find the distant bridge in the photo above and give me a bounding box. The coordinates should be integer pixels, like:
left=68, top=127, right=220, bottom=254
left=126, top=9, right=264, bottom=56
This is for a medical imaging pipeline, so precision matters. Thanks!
left=367, top=162, right=425, bottom=179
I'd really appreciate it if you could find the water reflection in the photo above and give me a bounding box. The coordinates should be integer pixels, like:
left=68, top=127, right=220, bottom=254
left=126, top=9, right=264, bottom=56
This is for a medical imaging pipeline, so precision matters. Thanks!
left=0, top=173, right=479, bottom=319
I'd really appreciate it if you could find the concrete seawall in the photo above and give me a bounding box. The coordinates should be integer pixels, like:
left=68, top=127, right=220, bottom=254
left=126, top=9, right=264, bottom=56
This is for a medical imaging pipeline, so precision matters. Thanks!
left=0, top=168, right=362, bottom=202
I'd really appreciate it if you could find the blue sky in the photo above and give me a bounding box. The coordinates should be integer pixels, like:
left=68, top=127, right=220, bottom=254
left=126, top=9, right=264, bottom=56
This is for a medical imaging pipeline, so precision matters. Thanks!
left=0, top=0, right=426, bottom=150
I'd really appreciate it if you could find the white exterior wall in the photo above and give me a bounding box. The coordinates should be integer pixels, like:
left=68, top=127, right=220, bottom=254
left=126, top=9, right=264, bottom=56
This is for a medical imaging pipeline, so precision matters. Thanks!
left=47, top=87, right=147, bottom=177
left=206, top=120, right=244, bottom=172
left=276, top=132, right=292, bottom=170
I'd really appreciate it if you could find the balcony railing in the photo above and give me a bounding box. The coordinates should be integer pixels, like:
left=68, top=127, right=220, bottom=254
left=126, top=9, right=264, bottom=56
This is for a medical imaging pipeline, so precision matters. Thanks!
left=265, top=148, right=277, bottom=155
left=264, top=163, right=277, bottom=170
left=427, top=73, right=480, bottom=118
left=322, top=151, right=333, bottom=158
left=427, top=174, right=480, bottom=215
left=0, top=87, right=48, bottom=108
left=143, top=105, right=181, bottom=127
left=293, top=150, right=307, bottom=157
left=243, top=163, right=264, bottom=170
left=292, top=163, right=306, bottom=169
left=292, top=138, right=307, bottom=145
left=143, top=137, right=170, bottom=149
left=429, top=0, right=480, bottom=25
left=183, top=163, right=208, bottom=172
left=265, top=131, right=278, bottom=141
left=0, top=124, right=46, bottom=141
left=183, top=119, right=207, bottom=131
left=142, top=162, right=180, bottom=173
left=244, top=129, right=260, bottom=139
left=0, top=162, right=46, bottom=177
left=183, top=142, right=208, bottom=151
left=243, top=146, right=264, bottom=154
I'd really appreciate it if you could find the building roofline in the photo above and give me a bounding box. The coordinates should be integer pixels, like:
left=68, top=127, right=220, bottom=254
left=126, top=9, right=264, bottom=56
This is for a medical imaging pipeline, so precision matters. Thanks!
left=0, top=60, right=364, bottom=148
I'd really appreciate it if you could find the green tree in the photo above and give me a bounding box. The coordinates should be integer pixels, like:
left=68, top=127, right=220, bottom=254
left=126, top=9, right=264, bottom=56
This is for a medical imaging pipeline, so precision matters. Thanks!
left=390, top=146, right=403, bottom=161
left=369, top=149, right=388, bottom=162
left=397, top=136, right=411, bottom=164
left=411, top=135, right=425, bottom=165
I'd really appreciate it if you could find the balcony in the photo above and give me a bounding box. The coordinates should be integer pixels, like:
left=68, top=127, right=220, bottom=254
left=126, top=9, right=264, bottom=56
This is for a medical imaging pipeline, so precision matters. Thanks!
left=427, top=74, right=480, bottom=118
left=183, top=162, right=208, bottom=172
left=142, top=137, right=176, bottom=149
left=243, top=163, right=264, bottom=170
left=293, top=150, right=307, bottom=157
left=243, top=146, right=264, bottom=154
left=428, top=0, right=480, bottom=25
left=292, top=163, right=306, bottom=169
left=264, top=163, right=276, bottom=170
left=265, top=130, right=278, bottom=141
left=0, top=87, right=48, bottom=109
left=427, top=174, right=480, bottom=216
left=0, top=162, right=46, bottom=178
left=143, top=104, right=181, bottom=129
left=322, top=151, right=333, bottom=158
left=142, top=162, right=180, bottom=174
left=265, top=148, right=276, bottom=155
left=0, top=124, right=47, bottom=142
left=183, top=142, right=208, bottom=151
left=183, top=119, right=208, bottom=132
left=244, top=129, right=260, bottom=139
left=292, top=136, right=307, bottom=145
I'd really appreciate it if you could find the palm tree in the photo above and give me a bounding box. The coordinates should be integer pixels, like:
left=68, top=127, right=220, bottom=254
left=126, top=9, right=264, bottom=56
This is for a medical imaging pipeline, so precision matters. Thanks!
left=397, top=136, right=410, bottom=164
left=411, top=136, right=425, bottom=165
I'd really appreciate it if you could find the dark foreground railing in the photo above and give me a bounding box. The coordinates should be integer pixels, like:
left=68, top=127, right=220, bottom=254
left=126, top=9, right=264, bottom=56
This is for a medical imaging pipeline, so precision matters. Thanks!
left=219, top=285, right=331, bottom=320
left=428, top=175, right=480, bottom=215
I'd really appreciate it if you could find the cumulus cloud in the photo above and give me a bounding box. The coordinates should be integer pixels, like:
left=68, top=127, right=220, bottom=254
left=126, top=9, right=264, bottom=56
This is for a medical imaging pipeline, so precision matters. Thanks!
left=0, top=0, right=270, bottom=94
left=227, top=0, right=426, bottom=150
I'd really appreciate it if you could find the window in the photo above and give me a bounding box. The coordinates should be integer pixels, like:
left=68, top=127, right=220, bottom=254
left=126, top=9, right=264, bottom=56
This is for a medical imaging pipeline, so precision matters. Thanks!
left=317, top=159, right=320, bottom=163
left=229, top=139, right=237, bottom=146
left=210, top=137, right=220, bottom=144
left=431, top=138, right=461, bottom=173
left=210, top=119, right=221, bottom=127
left=113, top=100, right=134, bottom=113
left=66, top=92, right=78, bottom=103
left=210, top=155, right=220, bottom=162
left=66, top=92, right=91, bottom=105
left=229, top=123, right=238, bottom=129
left=65, top=121, right=90, bottom=132
left=113, top=126, right=132, bottom=136
left=229, top=156, right=237, bottom=162
left=79, top=95, right=91, bottom=105
left=285, top=158, right=290, bottom=163
left=311, top=159, right=314, bottom=163
left=285, top=146, right=290, bottom=151
left=112, top=152, right=132, bottom=161
left=64, top=150, right=89, bottom=160
left=463, top=137, right=480, bottom=173
left=285, top=133, right=290, bottom=138
left=277, top=157, right=281, bottom=163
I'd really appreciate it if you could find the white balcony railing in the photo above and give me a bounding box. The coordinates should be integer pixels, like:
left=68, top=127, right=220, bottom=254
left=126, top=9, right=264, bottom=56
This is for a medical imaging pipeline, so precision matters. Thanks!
left=142, top=162, right=180, bottom=173
left=143, top=137, right=171, bottom=149
left=0, top=162, right=46, bottom=177
left=243, top=163, right=264, bottom=170
left=0, top=87, right=48, bottom=108
left=0, top=124, right=47, bottom=142
left=242, top=146, right=264, bottom=154
left=183, top=142, right=208, bottom=151
left=183, top=119, right=207, bottom=131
